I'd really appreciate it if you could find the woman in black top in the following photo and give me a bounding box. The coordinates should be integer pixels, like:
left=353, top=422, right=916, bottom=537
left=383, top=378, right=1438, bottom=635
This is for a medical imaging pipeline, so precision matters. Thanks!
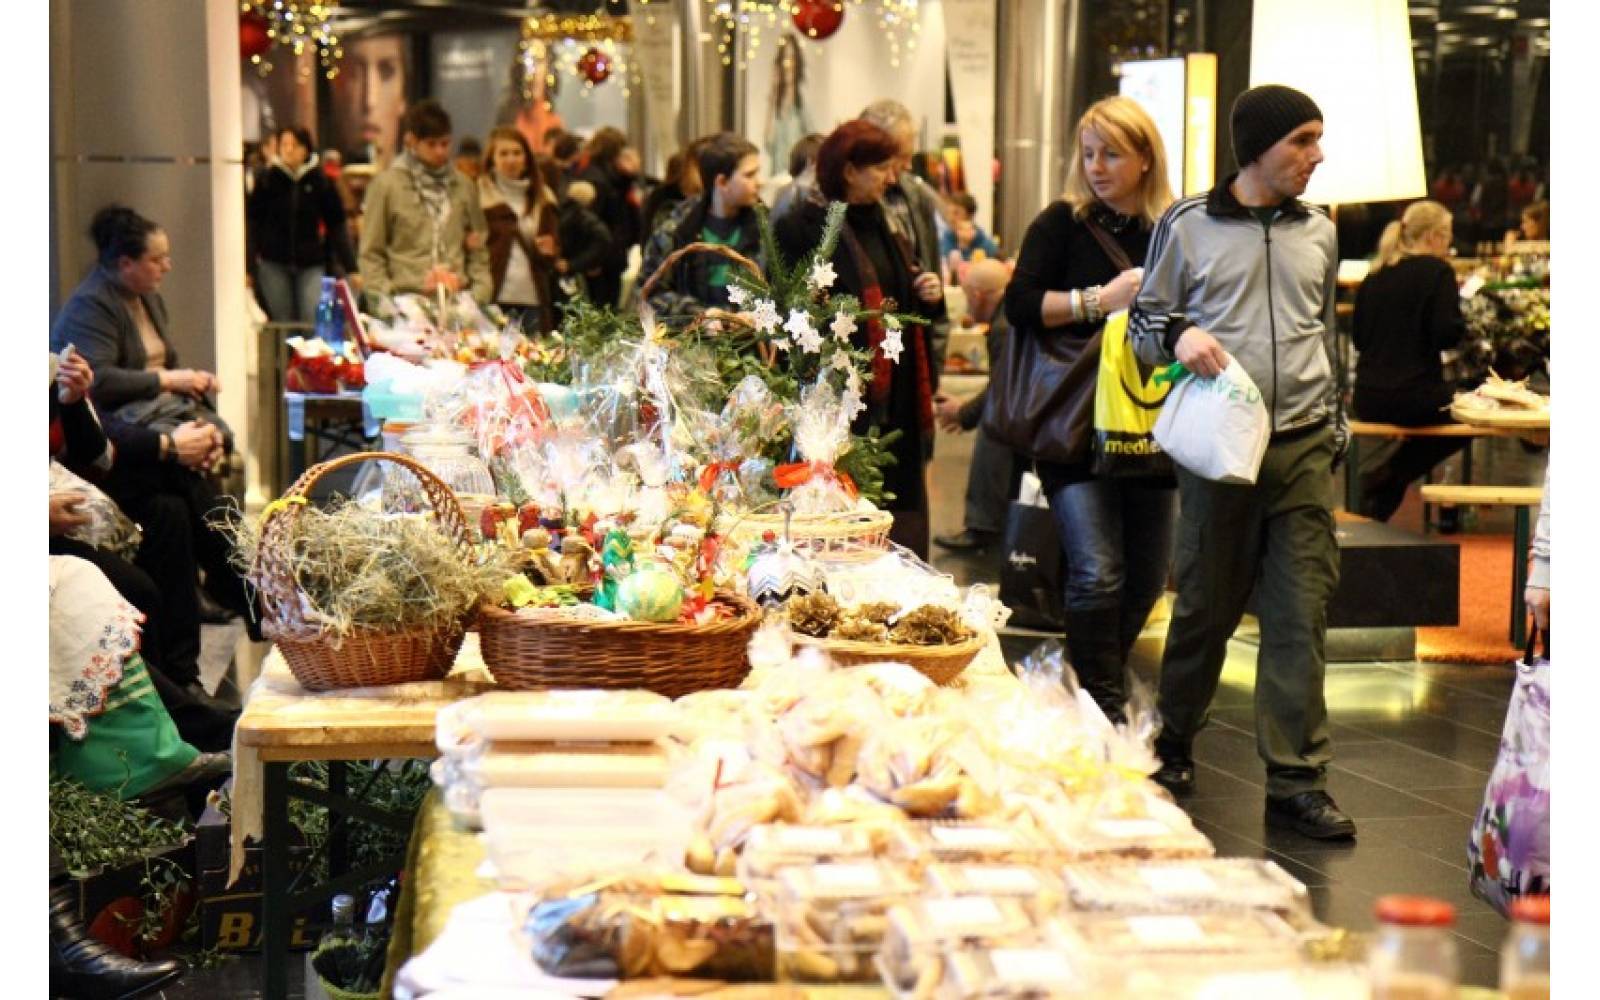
left=1352, top=199, right=1468, bottom=521
left=1003, top=96, right=1175, bottom=722
left=776, top=120, right=946, bottom=559
left=248, top=126, right=357, bottom=323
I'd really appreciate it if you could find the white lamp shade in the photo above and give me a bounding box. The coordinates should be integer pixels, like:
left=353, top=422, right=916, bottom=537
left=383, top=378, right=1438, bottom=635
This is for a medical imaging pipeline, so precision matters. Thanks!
left=1249, top=0, right=1426, bottom=205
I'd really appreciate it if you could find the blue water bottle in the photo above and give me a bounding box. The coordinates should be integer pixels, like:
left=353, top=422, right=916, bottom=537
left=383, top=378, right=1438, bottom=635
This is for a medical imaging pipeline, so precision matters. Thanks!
left=314, top=275, right=345, bottom=354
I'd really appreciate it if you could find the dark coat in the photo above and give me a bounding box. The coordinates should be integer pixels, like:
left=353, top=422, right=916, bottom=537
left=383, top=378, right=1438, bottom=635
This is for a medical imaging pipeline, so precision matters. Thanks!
left=247, top=158, right=356, bottom=273
left=50, top=267, right=176, bottom=413
left=577, top=161, right=642, bottom=277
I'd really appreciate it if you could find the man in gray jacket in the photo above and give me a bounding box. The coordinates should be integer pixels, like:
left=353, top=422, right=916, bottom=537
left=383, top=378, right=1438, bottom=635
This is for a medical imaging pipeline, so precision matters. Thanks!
left=1129, top=85, right=1354, bottom=840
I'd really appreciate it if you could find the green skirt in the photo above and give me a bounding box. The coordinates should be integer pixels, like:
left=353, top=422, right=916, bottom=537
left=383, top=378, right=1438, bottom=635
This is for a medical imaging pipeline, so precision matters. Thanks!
left=51, top=654, right=198, bottom=799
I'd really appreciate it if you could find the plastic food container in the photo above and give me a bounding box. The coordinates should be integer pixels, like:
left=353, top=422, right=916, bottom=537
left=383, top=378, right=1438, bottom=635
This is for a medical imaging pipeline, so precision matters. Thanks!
left=773, top=861, right=917, bottom=983
left=889, top=823, right=1059, bottom=869
left=923, top=864, right=1066, bottom=918
left=879, top=896, right=1037, bottom=995
left=437, top=690, right=678, bottom=749
left=738, top=824, right=879, bottom=890
left=1047, top=808, right=1215, bottom=862
left=935, top=944, right=1091, bottom=999
left=1061, top=859, right=1310, bottom=919
left=1050, top=910, right=1302, bottom=972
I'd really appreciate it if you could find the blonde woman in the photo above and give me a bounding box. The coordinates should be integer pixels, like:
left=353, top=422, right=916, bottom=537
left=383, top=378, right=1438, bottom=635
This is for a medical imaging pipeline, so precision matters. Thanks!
left=1352, top=200, right=1467, bottom=521
left=1000, top=95, right=1175, bottom=722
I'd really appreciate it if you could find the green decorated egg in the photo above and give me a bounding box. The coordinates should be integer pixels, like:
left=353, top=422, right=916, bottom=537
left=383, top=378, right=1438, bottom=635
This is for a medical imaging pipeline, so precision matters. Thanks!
left=617, top=566, right=685, bottom=622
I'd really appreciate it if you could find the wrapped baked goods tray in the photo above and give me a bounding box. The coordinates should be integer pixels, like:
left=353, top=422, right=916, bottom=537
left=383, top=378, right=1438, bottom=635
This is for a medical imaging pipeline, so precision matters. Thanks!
left=738, top=824, right=880, bottom=891
left=1050, top=910, right=1302, bottom=968
left=889, top=823, right=1059, bottom=869
left=1061, top=859, right=1310, bottom=919
left=923, top=863, right=1065, bottom=916
left=774, top=861, right=919, bottom=983
left=932, top=944, right=1091, bottom=999
left=877, top=895, right=1038, bottom=996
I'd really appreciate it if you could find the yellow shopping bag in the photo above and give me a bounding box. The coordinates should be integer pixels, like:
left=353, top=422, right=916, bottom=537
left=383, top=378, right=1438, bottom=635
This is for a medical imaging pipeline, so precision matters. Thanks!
left=1091, top=311, right=1173, bottom=477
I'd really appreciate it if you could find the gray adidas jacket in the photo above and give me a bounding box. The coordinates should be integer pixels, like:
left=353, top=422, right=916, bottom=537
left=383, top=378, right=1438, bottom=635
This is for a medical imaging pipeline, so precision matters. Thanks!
left=1130, top=177, right=1341, bottom=439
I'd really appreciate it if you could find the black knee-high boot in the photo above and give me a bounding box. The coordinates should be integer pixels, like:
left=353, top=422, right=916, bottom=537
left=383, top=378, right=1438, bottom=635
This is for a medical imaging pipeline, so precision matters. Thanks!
left=1062, top=606, right=1129, bottom=724
left=50, top=875, right=185, bottom=999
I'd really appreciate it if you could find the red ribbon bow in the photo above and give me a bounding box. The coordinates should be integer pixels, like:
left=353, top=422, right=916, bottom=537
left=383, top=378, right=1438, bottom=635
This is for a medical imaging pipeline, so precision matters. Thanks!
left=698, top=461, right=740, bottom=494
left=774, top=461, right=858, bottom=499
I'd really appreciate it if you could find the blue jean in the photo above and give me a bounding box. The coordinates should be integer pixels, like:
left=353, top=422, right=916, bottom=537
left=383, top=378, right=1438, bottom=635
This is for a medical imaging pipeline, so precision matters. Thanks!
left=257, top=259, right=325, bottom=324
left=1047, top=478, right=1178, bottom=619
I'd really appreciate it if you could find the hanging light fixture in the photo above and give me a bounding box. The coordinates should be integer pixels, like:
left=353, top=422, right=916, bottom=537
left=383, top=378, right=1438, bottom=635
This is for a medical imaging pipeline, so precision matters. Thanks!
left=520, top=12, right=638, bottom=98
left=239, top=1, right=343, bottom=80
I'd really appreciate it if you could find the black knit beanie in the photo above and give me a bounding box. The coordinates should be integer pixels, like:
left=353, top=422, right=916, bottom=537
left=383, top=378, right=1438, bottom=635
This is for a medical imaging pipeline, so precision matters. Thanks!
left=1231, top=84, right=1323, bottom=168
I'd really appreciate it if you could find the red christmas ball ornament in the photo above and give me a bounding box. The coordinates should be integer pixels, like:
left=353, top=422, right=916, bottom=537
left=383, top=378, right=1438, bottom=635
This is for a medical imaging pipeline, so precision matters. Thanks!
left=239, top=11, right=272, bottom=61
left=792, top=0, right=845, bottom=40
left=577, top=47, right=612, bottom=85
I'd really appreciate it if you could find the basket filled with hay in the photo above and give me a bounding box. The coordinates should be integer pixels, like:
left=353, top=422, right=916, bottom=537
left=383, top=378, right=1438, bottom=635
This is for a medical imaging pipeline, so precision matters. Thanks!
left=236, top=451, right=506, bottom=691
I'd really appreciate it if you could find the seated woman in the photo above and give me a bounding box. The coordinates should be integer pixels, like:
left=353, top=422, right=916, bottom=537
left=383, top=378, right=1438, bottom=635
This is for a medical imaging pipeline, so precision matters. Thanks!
left=1352, top=200, right=1469, bottom=522
left=50, top=203, right=229, bottom=447
left=50, top=350, right=245, bottom=750
left=50, top=554, right=230, bottom=800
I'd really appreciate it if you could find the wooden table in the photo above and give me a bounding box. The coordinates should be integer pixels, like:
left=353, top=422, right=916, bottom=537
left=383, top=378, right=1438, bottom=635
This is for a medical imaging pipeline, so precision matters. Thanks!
left=232, top=645, right=491, bottom=1000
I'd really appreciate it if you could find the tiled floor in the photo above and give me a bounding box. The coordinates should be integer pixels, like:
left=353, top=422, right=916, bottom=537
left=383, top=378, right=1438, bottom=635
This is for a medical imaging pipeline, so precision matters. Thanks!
left=154, top=425, right=1542, bottom=996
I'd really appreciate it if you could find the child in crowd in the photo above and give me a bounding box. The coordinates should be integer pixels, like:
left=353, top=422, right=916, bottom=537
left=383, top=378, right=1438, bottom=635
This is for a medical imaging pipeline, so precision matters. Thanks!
left=940, top=192, right=1001, bottom=279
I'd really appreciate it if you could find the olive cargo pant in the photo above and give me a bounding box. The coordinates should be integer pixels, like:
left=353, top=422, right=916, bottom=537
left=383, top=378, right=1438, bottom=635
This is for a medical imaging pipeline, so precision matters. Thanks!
left=1156, top=426, right=1340, bottom=798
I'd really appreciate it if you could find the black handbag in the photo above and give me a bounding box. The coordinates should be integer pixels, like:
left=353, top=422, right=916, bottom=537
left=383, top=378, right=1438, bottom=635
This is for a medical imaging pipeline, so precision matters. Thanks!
left=982, top=218, right=1135, bottom=466
left=981, top=321, right=1100, bottom=466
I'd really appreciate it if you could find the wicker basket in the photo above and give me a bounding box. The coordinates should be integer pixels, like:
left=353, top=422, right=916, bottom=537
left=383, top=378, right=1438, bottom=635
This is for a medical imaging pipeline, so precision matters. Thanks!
left=477, top=590, right=762, bottom=697
left=794, top=632, right=988, bottom=686
left=250, top=451, right=476, bottom=692
left=720, top=507, right=897, bottom=565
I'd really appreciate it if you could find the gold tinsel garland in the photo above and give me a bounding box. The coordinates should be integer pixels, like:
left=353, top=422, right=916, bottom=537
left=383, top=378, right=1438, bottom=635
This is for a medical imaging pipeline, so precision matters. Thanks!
left=519, top=13, right=638, bottom=98
left=241, top=1, right=342, bottom=81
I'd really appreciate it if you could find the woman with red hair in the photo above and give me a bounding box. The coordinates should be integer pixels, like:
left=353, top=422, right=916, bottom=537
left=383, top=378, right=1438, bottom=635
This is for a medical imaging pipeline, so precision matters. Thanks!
left=776, top=119, right=945, bottom=558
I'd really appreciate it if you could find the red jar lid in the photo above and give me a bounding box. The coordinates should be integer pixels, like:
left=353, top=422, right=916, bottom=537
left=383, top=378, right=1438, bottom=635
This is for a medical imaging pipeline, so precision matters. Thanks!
left=1510, top=895, right=1551, bottom=924
left=1375, top=895, right=1457, bottom=927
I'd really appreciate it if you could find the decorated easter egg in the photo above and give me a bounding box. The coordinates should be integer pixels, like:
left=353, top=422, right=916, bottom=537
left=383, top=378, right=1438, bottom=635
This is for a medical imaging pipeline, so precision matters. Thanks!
left=618, top=566, right=685, bottom=622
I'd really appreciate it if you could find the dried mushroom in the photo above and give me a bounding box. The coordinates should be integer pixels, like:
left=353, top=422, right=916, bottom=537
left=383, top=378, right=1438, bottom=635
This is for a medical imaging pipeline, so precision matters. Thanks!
left=786, top=592, right=843, bottom=638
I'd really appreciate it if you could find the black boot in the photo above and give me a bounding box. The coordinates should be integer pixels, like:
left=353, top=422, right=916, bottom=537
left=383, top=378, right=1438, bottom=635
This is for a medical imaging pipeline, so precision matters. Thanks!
left=1152, top=732, right=1196, bottom=796
left=1062, top=606, right=1129, bottom=725
left=50, top=878, right=184, bottom=999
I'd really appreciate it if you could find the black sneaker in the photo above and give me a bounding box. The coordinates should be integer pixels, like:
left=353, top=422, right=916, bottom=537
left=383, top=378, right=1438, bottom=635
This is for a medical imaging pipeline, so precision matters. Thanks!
left=933, top=528, right=998, bottom=551
left=1265, top=790, right=1357, bottom=840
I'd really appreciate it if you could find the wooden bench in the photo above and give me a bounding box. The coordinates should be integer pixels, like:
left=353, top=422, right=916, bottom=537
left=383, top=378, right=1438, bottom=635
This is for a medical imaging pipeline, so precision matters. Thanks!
left=1344, top=419, right=1513, bottom=518
left=1419, top=484, right=1544, bottom=647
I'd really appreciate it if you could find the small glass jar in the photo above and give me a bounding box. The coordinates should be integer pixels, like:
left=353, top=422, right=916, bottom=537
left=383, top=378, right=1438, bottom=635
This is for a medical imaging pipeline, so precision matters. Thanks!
left=401, top=425, right=494, bottom=493
left=1368, top=895, right=1458, bottom=1000
left=1501, top=894, right=1551, bottom=1000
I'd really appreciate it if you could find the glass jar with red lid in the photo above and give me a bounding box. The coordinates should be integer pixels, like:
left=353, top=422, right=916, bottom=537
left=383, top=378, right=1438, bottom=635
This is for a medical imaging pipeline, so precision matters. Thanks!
left=1369, top=895, right=1458, bottom=1000
left=1501, top=894, right=1550, bottom=1000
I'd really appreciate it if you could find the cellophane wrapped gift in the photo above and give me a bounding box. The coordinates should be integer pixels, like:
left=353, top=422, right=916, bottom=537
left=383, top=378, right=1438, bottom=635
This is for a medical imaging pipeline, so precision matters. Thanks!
left=49, top=461, right=142, bottom=559
left=779, top=380, right=861, bottom=515
left=696, top=375, right=787, bottom=506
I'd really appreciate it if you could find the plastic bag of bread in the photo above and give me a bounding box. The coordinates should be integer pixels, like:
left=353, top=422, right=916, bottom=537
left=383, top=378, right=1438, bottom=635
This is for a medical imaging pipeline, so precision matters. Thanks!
left=442, top=690, right=678, bottom=745
left=526, top=874, right=773, bottom=980
left=773, top=861, right=918, bottom=983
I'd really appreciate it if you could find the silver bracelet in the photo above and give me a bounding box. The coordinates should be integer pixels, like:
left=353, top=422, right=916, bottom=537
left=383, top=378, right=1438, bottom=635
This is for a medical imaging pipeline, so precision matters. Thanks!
left=1083, top=285, right=1104, bottom=323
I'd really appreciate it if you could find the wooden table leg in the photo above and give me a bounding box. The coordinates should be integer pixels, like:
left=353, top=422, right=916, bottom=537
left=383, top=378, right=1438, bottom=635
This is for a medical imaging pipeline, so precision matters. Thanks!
left=262, top=761, right=290, bottom=1000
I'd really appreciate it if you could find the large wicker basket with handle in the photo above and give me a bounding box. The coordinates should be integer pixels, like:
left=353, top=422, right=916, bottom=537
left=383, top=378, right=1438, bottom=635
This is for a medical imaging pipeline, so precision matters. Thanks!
left=477, top=589, right=762, bottom=698
left=251, top=451, right=475, bottom=691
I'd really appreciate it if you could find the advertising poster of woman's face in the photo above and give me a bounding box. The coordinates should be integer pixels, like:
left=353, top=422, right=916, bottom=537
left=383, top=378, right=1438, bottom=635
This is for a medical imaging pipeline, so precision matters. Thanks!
left=330, top=32, right=409, bottom=165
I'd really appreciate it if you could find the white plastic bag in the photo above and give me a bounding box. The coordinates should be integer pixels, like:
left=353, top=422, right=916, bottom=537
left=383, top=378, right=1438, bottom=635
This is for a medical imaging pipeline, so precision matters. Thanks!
left=1152, top=360, right=1270, bottom=484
